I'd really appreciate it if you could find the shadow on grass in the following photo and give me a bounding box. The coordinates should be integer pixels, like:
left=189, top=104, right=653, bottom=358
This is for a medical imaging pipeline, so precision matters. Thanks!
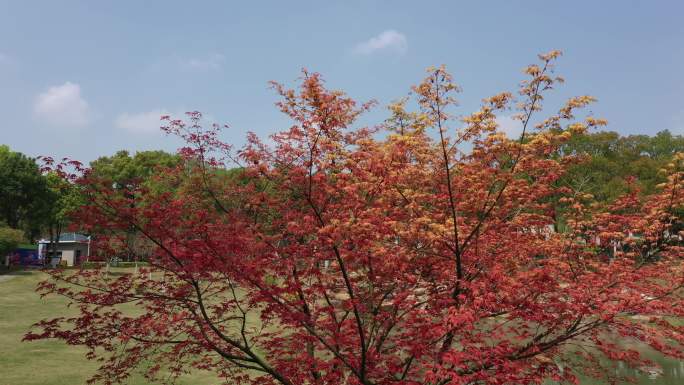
left=7, top=270, right=36, bottom=276
left=0, top=268, right=39, bottom=276
left=106, top=271, right=130, bottom=277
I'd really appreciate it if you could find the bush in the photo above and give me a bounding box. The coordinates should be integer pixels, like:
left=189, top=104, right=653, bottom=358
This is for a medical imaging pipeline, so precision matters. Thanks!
left=0, top=227, right=25, bottom=257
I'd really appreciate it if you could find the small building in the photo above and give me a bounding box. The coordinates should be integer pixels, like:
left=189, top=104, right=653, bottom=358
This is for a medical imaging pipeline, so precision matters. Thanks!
left=38, top=233, right=91, bottom=267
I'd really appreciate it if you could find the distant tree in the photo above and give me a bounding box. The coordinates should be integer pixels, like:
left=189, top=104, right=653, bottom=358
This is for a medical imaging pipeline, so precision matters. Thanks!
left=36, top=172, right=85, bottom=262
left=642, top=130, right=684, bottom=160
left=90, top=150, right=180, bottom=191
left=0, top=145, right=51, bottom=241
left=0, top=226, right=25, bottom=266
left=558, top=130, right=684, bottom=202
left=89, top=150, right=180, bottom=262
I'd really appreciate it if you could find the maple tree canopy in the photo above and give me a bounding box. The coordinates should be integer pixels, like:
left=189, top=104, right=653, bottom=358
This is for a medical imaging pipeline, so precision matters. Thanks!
left=26, top=51, right=684, bottom=385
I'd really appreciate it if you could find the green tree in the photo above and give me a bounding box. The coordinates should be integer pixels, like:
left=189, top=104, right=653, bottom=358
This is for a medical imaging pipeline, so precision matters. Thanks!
left=0, top=145, right=51, bottom=240
left=0, top=226, right=25, bottom=265
left=559, top=130, right=684, bottom=202
left=89, top=150, right=180, bottom=261
left=89, top=150, right=180, bottom=190
left=38, top=173, right=84, bottom=262
left=642, top=130, right=684, bottom=160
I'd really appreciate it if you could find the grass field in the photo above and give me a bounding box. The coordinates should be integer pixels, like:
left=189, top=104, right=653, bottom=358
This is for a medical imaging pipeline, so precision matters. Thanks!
left=2, top=268, right=682, bottom=385
left=0, top=268, right=219, bottom=385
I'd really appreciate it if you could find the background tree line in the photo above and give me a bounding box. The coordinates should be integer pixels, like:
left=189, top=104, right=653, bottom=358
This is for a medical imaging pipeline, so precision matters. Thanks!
left=2, top=129, right=683, bottom=258
left=560, top=129, right=684, bottom=201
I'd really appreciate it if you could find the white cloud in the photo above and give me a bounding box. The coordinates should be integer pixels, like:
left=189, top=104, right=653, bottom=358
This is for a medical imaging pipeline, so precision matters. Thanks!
left=181, top=53, right=225, bottom=71
left=354, top=30, right=407, bottom=55
left=496, top=115, right=523, bottom=139
left=33, top=82, right=90, bottom=128
left=115, top=109, right=169, bottom=134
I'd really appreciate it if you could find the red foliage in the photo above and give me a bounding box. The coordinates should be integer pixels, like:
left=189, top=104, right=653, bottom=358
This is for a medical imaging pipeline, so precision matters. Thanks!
left=25, top=52, right=684, bottom=385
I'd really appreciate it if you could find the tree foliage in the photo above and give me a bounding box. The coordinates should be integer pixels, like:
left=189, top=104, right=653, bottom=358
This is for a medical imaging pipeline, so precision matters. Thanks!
left=87, top=150, right=180, bottom=261
left=89, top=150, right=180, bottom=191
left=0, top=226, right=25, bottom=257
left=559, top=130, right=684, bottom=202
left=26, top=53, right=684, bottom=385
left=39, top=172, right=85, bottom=259
left=0, top=145, right=51, bottom=239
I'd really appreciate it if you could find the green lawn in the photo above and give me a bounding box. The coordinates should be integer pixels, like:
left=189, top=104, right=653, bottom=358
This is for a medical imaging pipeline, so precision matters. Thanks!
left=2, top=268, right=682, bottom=385
left=0, top=268, right=220, bottom=385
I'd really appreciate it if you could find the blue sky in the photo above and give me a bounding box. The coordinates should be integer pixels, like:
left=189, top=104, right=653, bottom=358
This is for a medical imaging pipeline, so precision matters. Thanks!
left=1, top=1, right=683, bottom=162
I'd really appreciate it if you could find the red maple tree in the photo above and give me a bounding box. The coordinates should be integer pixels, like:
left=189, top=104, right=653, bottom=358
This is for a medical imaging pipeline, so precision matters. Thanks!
left=26, top=52, right=684, bottom=385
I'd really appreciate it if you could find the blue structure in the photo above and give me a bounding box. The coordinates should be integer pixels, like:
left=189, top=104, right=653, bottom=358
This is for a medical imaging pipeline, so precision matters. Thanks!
left=8, top=247, right=42, bottom=266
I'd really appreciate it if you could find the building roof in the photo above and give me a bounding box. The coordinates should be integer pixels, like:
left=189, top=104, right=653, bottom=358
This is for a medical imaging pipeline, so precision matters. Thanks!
left=38, top=232, right=90, bottom=244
